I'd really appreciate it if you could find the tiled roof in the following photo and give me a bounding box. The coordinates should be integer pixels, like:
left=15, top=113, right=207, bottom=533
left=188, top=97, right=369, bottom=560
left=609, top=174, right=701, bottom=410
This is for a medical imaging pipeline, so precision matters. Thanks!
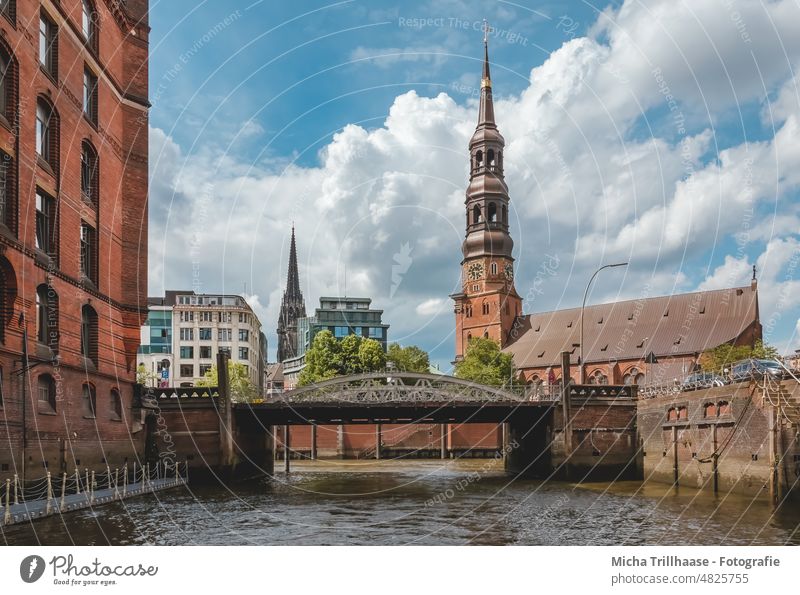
left=504, top=285, right=759, bottom=368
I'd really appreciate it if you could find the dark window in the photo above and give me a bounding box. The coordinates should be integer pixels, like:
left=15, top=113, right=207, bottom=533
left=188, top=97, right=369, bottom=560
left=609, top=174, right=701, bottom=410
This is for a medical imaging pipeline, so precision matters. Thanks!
left=239, top=329, right=249, bottom=342
left=83, top=67, right=97, bottom=124
left=0, top=151, right=13, bottom=228
left=35, top=189, right=55, bottom=255
left=199, top=363, right=211, bottom=376
left=36, top=99, right=58, bottom=170
left=39, top=12, right=57, bottom=78
left=80, top=142, right=98, bottom=206
left=0, top=366, right=4, bottom=407
left=238, top=347, right=248, bottom=360
left=80, top=223, right=97, bottom=283
left=180, top=346, right=193, bottom=359
left=0, top=1, right=14, bottom=24
left=110, top=389, right=122, bottom=421
left=488, top=202, right=497, bottom=222
left=35, top=283, right=58, bottom=348
left=179, top=364, right=193, bottom=377
left=199, top=346, right=211, bottom=359
left=0, top=256, right=16, bottom=343
left=82, top=0, right=97, bottom=51
left=0, top=50, right=10, bottom=120
left=80, top=305, right=98, bottom=364
left=38, top=374, right=56, bottom=412
left=473, top=205, right=481, bottom=224
left=82, top=383, right=96, bottom=417
left=199, top=327, right=212, bottom=341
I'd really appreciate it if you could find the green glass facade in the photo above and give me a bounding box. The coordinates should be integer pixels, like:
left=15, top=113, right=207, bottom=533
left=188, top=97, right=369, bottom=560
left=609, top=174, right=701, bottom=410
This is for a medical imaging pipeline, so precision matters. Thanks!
left=137, top=310, right=172, bottom=355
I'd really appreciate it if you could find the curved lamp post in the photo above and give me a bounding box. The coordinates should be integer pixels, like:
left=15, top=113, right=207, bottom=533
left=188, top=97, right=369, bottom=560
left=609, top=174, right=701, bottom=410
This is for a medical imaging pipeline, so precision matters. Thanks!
left=579, top=262, right=628, bottom=383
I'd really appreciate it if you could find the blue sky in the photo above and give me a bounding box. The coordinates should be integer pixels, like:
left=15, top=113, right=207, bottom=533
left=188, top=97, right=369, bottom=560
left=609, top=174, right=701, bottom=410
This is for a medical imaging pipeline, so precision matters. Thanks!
left=147, top=0, right=800, bottom=369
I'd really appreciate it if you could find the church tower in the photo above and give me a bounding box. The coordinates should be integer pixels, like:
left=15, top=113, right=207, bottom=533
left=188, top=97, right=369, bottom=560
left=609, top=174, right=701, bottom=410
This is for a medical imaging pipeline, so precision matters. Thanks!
left=452, top=26, right=522, bottom=359
left=277, top=226, right=306, bottom=362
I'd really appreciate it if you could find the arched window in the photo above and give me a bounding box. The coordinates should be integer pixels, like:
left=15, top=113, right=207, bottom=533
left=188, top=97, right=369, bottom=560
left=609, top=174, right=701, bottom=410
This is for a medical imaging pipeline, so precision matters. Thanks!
left=718, top=401, right=731, bottom=416
left=473, top=204, right=482, bottom=224
left=0, top=256, right=16, bottom=343
left=487, top=149, right=495, bottom=169
left=483, top=331, right=489, bottom=339
left=467, top=332, right=472, bottom=342
left=667, top=407, right=677, bottom=422
left=81, top=304, right=98, bottom=364
left=82, top=382, right=96, bottom=417
left=490, top=262, right=497, bottom=275
left=36, top=98, right=58, bottom=170
left=37, top=373, right=56, bottom=412
left=589, top=370, right=608, bottom=385
left=502, top=204, right=507, bottom=224
left=475, top=150, right=483, bottom=168
left=488, top=202, right=497, bottom=222
left=482, top=302, right=489, bottom=315
left=110, top=388, right=122, bottom=421
left=82, top=0, right=98, bottom=51
left=81, top=141, right=98, bottom=207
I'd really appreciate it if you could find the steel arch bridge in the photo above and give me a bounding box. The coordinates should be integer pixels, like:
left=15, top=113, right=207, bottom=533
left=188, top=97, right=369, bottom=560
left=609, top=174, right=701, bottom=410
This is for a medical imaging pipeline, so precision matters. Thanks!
left=276, top=371, right=560, bottom=405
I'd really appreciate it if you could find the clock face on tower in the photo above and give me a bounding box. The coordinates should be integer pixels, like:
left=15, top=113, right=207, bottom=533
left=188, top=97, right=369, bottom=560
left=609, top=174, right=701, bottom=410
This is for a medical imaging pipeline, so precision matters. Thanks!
left=467, top=262, right=485, bottom=281
left=504, top=263, right=514, bottom=281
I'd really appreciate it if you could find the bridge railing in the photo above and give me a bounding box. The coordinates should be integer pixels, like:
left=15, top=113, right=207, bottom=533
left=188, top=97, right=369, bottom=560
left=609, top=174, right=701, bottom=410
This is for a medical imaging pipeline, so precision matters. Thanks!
left=134, top=384, right=219, bottom=406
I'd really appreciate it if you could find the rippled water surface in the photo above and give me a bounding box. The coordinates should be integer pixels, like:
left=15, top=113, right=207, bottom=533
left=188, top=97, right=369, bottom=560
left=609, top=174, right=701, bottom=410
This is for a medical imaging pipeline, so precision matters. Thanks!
left=3, top=460, right=798, bottom=546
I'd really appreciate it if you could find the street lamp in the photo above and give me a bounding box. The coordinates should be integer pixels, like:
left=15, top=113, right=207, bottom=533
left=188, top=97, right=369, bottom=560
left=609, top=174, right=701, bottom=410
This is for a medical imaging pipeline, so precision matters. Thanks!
left=579, top=262, right=628, bottom=383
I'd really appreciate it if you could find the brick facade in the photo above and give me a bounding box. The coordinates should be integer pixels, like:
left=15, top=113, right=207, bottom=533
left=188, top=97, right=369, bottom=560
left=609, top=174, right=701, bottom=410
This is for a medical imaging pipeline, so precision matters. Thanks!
left=0, top=0, right=149, bottom=481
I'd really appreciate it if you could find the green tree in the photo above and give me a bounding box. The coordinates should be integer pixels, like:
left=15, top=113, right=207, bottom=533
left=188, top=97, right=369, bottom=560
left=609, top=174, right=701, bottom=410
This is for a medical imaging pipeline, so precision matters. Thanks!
left=299, top=330, right=343, bottom=385
left=386, top=343, right=430, bottom=372
left=359, top=338, right=386, bottom=371
left=298, top=330, right=387, bottom=385
left=700, top=340, right=779, bottom=373
left=136, top=363, right=158, bottom=387
left=197, top=360, right=257, bottom=402
left=454, top=337, right=514, bottom=386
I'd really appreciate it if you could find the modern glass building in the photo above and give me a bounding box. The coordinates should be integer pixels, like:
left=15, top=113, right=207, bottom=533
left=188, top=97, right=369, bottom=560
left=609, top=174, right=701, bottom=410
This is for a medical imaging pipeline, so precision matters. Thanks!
left=283, top=296, right=390, bottom=387
left=296, top=297, right=389, bottom=357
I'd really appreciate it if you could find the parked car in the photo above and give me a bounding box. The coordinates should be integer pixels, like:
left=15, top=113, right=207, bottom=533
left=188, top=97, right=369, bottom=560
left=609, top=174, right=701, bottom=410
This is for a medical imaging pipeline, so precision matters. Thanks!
left=681, top=372, right=727, bottom=390
left=727, top=359, right=786, bottom=383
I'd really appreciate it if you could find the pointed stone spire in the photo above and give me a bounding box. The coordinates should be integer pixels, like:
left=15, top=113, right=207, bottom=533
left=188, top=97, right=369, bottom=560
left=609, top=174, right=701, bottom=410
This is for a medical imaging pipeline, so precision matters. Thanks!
left=478, top=19, right=496, bottom=128
left=277, top=225, right=306, bottom=363
left=286, top=225, right=301, bottom=298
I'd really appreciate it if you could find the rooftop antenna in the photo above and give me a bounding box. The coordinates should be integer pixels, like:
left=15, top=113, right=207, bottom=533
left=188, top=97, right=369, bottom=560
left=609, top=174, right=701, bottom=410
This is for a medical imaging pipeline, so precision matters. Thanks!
left=483, top=18, right=489, bottom=44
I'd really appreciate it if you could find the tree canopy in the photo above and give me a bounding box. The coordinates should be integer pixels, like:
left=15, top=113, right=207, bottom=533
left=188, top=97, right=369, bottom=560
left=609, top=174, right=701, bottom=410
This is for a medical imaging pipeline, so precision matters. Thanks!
left=298, top=330, right=386, bottom=385
left=699, top=340, right=779, bottom=373
left=454, top=337, right=514, bottom=386
left=197, top=360, right=257, bottom=402
left=386, top=343, right=430, bottom=373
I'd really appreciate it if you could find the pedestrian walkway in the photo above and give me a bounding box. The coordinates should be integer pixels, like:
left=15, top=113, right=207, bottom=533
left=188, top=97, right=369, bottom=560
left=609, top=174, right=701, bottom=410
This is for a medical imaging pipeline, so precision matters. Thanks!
left=2, top=462, right=187, bottom=527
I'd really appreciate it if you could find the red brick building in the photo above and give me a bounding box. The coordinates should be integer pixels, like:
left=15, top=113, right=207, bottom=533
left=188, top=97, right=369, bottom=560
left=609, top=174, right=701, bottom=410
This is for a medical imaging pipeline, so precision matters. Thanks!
left=0, top=0, right=149, bottom=481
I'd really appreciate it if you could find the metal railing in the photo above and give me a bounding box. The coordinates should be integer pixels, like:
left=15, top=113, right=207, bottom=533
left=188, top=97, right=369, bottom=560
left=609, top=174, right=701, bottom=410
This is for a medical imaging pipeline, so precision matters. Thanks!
left=2, top=460, right=188, bottom=525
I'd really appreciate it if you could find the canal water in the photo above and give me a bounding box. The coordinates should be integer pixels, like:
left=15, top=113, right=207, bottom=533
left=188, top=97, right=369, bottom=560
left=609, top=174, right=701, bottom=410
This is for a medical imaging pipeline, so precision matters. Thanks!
left=2, top=460, right=798, bottom=546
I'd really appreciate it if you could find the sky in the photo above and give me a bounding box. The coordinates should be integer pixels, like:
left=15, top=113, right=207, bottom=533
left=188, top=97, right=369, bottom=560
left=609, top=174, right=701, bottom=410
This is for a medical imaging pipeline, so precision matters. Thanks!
left=147, top=0, right=800, bottom=370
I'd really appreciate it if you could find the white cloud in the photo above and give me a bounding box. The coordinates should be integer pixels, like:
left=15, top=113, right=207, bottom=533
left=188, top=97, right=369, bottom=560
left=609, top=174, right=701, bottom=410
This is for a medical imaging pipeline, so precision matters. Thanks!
left=149, top=0, right=800, bottom=362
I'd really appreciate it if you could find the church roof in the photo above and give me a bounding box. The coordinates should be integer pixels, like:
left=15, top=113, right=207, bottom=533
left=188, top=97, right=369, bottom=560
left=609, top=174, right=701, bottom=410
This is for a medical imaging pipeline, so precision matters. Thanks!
left=503, top=285, right=760, bottom=368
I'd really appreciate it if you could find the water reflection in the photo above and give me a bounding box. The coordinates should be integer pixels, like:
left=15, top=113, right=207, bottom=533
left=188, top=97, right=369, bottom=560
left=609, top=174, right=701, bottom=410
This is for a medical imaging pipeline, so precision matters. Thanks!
left=2, top=460, right=798, bottom=546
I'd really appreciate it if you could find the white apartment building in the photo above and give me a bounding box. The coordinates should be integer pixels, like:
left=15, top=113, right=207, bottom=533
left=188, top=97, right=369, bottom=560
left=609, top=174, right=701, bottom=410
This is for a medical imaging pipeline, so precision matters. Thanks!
left=138, top=291, right=265, bottom=392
